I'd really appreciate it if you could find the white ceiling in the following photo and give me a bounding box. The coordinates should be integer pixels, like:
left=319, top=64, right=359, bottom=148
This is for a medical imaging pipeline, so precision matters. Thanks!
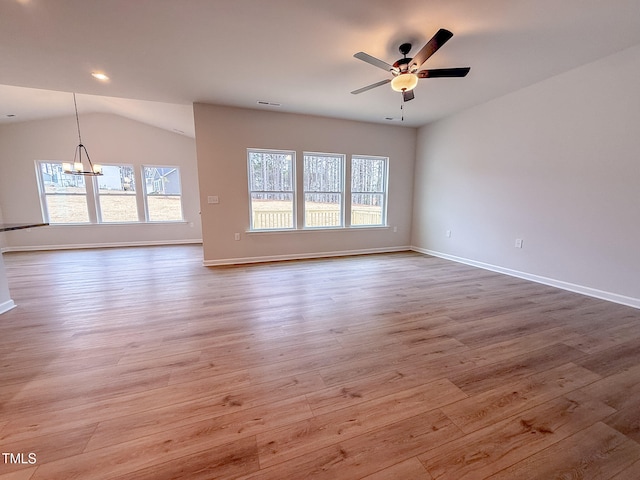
left=2, top=0, right=640, bottom=137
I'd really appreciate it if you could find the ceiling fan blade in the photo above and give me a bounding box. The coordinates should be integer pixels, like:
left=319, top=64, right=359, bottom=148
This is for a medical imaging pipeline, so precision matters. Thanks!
left=402, top=89, right=415, bottom=102
left=417, top=67, right=470, bottom=78
left=354, top=52, right=398, bottom=73
left=351, top=78, right=391, bottom=95
left=409, top=29, right=454, bottom=70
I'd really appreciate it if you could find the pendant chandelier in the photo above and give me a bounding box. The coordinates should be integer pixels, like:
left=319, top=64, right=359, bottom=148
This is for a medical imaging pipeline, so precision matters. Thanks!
left=63, top=93, right=102, bottom=176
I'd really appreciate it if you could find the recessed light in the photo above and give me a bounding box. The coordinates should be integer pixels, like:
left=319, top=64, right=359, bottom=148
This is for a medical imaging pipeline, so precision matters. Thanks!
left=91, top=72, right=110, bottom=81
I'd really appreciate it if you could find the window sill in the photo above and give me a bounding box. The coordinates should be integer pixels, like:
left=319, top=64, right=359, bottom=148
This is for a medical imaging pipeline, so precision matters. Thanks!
left=247, top=225, right=389, bottom=235
left=46, top=221, right=189, bottom=227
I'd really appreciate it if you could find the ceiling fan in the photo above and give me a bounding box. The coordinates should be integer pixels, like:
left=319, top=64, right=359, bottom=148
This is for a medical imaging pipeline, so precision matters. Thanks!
left=351, top=29, right=470, bottom=102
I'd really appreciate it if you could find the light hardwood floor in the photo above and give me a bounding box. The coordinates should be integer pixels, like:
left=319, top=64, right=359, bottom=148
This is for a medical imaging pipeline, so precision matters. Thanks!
left=1, top=246, right=640, bottom=479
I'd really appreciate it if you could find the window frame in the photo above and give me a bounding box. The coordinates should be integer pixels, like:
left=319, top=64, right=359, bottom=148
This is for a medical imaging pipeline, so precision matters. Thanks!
left=303, top=152, right=345, bottom=229
left=35, top=161, right=185, bottom=225
left=36, top=161, right=92, bottom=224
left=350, top=155, right=389, bottom=227
left=142, top=165, right=185, bottom=222
left=247, top=148, right=297, bottom=231
left=95, top=163, right=139, bottom=223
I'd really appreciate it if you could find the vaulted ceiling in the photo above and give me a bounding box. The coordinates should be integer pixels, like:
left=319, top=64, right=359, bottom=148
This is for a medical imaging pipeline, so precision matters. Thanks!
left=2, top=0, right=640, bottom=137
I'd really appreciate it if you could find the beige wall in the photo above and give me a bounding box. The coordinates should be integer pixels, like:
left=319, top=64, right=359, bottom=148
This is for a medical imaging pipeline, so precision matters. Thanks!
left=0, top=113, right=202, bottom=250
left=412, top=44, right=640, bottom=306
left=0, top=205, right=5, bottom=249
left=194, top=104, right=416, bottom=264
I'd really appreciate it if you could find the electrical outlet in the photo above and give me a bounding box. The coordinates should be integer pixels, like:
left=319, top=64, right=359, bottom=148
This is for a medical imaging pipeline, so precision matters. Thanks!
left=207, top=195, right=219, bottom=204
left=446, top=230, right=452, bottom=238
left=234, top=233, right=240, bottom=241
left=515, top=239, right=523, bottom=248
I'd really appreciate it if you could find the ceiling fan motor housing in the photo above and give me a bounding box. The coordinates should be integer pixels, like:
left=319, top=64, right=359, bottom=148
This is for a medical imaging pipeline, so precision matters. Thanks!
left=394, top=43, right=417, bottom=74
left=393, top=57, right=413, bottom=75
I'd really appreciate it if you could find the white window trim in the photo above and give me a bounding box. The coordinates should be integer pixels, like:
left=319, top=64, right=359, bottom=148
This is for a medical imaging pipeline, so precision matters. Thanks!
left=35, top=161, right=185, bottom=225
left=142, top=165, right=185, bottom=223
left=247, top=148, right=297, bottom=231
left=245, top=151, right=391, bottom=232
left=350, top=155, right=389, bottom=227
left=303, top=152, right=345, bottom=229
left=95, top=163, right=139, bottom=223
left=35, top=161, right=93, bottom=224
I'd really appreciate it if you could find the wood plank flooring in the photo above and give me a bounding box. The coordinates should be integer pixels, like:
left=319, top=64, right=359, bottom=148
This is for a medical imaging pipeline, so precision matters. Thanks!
left=1, top=246, right=640, bottom=479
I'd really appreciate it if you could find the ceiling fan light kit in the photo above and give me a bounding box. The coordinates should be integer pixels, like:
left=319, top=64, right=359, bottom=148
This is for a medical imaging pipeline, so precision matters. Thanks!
left=351, top=28, right=470, bottom=102
left=390, top=73, right=418, bottom=92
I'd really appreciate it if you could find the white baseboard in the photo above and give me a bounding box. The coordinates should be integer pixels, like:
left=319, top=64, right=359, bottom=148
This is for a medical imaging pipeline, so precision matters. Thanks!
left=413, top=247, right=640, bottom=310
left=2, top=239, right=203, bottom=253
left=0, top=299, right=17, bottom=315
left=203, top=246, right=411, bottom=266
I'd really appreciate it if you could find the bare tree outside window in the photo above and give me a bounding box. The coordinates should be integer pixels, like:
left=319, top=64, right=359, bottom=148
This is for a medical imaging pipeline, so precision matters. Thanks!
left=248, top=149, right=295, bottom=229
left=351, top=156, right=388, bottom=226
left=303, top=153, right=344, bottom=228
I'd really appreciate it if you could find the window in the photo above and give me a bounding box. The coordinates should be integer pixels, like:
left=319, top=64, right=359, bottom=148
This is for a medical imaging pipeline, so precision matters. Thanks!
left=97, top=165, right=138, bottom=222
left=143, top=166, right=184, bottom=222
left=303, top=153, right=344, bottom=228
left=248, top=149, right=295, bottom=230
left=36, top=161, right=184, bottom=225
left=351, top=156, right=388, bottom=226
left=244, top=150, right=390, bottom=231
left=37, top=162, right=90, bottom=224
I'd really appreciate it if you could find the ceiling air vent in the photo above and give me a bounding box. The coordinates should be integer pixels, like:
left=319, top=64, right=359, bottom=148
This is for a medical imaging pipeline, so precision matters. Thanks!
left=257, top=101, right=281, bottom=107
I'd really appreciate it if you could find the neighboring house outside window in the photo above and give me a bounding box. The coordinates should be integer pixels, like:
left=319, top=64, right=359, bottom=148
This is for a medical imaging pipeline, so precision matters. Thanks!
left=143, top=166, right=184, bottom=222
